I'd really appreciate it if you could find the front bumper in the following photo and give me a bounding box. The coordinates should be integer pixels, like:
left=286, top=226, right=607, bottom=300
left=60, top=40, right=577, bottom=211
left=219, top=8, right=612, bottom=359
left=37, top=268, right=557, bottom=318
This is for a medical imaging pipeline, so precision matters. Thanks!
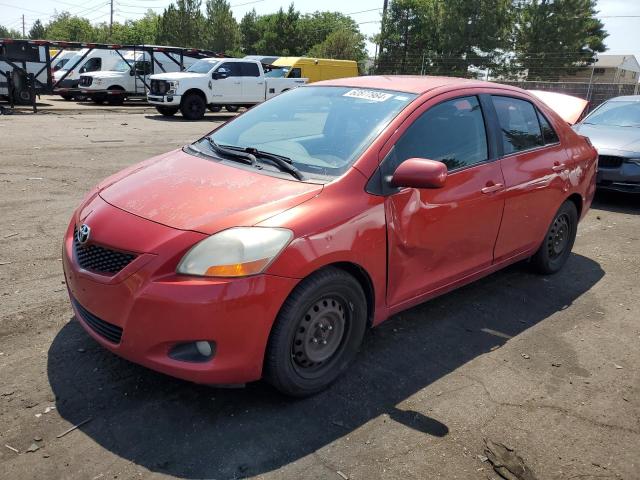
left=62, top=198, right=297, bottom=384
left=147, top=94, right=181, bottom=106
left=597, top=162, right=640, bottom=193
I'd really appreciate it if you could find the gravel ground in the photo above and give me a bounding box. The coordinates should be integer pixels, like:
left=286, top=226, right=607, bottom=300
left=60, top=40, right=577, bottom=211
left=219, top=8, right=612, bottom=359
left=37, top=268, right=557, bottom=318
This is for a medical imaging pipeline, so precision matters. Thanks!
left=0, top=105, right=638, bottom=480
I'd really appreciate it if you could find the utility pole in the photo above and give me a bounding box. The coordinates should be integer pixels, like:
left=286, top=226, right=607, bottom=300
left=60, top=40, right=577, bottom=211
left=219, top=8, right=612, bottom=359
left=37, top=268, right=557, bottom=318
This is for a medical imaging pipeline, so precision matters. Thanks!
left=22, top=14, right=25, bottom=37
left=110, top=0, right=114, bottom=36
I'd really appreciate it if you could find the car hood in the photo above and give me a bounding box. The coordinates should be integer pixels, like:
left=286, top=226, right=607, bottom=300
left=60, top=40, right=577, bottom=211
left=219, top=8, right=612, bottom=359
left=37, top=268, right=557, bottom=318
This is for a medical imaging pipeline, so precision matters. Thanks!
left=149, top=72, right=205, bottom=81
left=98, top=149, right=323, bottom=235
left=528, top=90, right=589, bottom=125
left=573, top=122, right=640, bottom=153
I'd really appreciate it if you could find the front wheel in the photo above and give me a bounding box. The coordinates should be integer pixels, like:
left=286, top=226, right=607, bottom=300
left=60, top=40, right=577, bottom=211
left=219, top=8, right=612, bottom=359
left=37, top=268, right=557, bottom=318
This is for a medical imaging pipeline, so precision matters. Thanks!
left=156, top=106, right=178, bottom=117
left=264, top=267, right=367, bottom=397
left=530, top=200, right=578, bottom=274
left=181, top=93, right=206, bottom=120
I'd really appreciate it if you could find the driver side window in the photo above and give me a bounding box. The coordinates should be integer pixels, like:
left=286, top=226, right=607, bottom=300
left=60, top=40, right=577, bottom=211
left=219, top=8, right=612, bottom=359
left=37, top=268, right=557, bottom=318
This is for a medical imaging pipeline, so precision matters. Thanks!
left=388, top=96, right=489, bottom=173
left=218, top=62, right=241, bottom=77
left=80, top=57, right=101, bottom=73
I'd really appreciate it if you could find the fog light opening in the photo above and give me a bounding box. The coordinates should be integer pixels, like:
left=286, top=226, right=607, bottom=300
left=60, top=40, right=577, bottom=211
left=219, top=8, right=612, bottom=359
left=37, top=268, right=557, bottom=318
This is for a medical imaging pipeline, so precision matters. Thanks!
left=169, top=341, right=216, bottom=363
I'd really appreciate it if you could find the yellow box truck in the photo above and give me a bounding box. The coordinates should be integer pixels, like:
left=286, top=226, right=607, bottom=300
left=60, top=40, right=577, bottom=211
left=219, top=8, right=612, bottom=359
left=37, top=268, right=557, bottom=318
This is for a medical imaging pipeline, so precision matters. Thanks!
left=267, top=57, right=358, bottom=83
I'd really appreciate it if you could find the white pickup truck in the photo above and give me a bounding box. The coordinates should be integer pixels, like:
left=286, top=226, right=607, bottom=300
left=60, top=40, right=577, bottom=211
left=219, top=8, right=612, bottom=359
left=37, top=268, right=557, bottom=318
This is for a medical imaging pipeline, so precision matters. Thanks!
left=147, top=57, right=307, bottom=120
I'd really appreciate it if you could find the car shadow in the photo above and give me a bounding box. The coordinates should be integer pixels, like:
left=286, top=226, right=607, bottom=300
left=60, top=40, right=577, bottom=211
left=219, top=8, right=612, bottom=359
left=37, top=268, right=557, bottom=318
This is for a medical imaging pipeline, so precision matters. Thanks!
left=592, top=189, right=640, bottom=215
left=47, top=253, right=603, bottom=479
left=145, top=113, right=238, bottom=123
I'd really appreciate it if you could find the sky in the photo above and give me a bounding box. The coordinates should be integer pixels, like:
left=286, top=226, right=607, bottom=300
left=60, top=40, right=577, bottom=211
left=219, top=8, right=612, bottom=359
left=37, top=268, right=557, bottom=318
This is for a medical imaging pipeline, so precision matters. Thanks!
left=1, top=0, right=639, bottom=60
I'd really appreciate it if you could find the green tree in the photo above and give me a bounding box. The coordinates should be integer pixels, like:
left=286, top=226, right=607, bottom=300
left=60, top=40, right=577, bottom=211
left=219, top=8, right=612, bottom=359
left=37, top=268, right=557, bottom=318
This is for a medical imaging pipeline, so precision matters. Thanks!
left=377, top=0, right=513, bottom=75
left=204, top=0, right=240, bottom=54
left=157, top=0, right=205, bottom=48
left=308, top=29, right=367, bottom=65
left=44, top=12, right=94, bottom=42
left=29, top=19, right=46, bottom=39
left=254, top=5, right=301, bottom=56
left=513, top=0, right=607, bottom=80
left=239, top=9, right=261, bottom=54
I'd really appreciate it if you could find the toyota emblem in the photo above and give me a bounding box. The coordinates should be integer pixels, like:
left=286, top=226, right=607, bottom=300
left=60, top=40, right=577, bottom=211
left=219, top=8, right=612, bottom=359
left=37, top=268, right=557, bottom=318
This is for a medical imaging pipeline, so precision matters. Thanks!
left=76, top=224, right=91, bottom=245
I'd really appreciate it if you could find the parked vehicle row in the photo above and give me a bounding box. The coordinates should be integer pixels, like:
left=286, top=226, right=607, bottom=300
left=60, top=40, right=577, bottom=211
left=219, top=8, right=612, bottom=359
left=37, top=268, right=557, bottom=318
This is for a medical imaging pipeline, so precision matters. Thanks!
left=63, top=76, right=598, bottom=397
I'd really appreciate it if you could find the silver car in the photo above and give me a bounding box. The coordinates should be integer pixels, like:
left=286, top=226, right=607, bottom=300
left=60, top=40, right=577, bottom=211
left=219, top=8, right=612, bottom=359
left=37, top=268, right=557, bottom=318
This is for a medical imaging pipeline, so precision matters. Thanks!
left=574, top=95, right=640, bottom=193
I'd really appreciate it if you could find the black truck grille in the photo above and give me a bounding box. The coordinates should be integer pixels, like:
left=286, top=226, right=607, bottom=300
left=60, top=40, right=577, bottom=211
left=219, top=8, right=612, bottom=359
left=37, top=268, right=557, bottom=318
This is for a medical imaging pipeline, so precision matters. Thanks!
left=73, top=229, right=137, bottom=275
left=150, top=79, right=169, bottom=95
left=72, top=297, right=123, bottom=344
left=598, top=155, right=623, bottom=168
left=79, top=76, right=93, bottom=87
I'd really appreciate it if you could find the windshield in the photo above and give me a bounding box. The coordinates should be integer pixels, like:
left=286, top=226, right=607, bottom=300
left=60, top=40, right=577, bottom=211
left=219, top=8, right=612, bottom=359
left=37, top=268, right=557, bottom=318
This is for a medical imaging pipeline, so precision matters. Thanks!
left=186, top=59, right=220, bottom=74
left=54, top=58, right=70, bottom=69
left=113, top=59, right=133, bottom=72
left=584, top=100, right=640, bottom=127
left=59, top=53, right=83, bottom=72
left=202, top=86, right=417, bottom=180
left=265, top=67, right=289, bottom=78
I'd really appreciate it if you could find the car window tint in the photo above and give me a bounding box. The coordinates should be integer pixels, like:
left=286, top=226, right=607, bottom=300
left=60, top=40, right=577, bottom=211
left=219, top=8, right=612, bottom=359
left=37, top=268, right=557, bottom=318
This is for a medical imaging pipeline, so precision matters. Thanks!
left=390, top=96, right=488, bottom=171
left=289, top=68, right=302, bottom=78
left=80, top=57, right=101, bottom=73
left=219, top=62, right=242, bottom=76
left=537, top=109, right=559, bottom=144
left=492, top=96, right=543, bottom=154
left=240, top=62, right=260, bottom=77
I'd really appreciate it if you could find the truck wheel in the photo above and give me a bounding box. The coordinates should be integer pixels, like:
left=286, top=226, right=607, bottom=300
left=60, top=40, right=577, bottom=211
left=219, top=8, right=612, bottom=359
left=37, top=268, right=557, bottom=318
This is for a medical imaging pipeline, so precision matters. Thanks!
left=181, top=93, right=206, bottom=120
left=224, top=105, right=239, bottom=113
left=208, top=105, right=222, bottom=113
left=106, top=87, right=125, bottom=105
left=156, top=106, right=178, bottom=117
left=264, top=267, right=367, bottom=397
left=92, top=94, right=107, bottom=105
left=60, top=94, right=73, bottom=101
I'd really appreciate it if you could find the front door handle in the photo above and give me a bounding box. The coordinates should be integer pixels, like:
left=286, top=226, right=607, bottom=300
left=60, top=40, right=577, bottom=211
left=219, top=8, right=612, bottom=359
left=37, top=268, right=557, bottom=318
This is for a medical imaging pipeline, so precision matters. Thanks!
left=233, top=81, right=241, bottom=85
left=552, top=163, right=566, bottom=172
left=481, top=183, right=504, bottom=194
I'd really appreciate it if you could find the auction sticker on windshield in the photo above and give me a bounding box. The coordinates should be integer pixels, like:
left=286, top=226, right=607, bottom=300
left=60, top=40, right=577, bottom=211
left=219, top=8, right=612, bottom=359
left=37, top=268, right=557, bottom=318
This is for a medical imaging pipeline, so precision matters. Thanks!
left=343, top=89, right=394, bottom=102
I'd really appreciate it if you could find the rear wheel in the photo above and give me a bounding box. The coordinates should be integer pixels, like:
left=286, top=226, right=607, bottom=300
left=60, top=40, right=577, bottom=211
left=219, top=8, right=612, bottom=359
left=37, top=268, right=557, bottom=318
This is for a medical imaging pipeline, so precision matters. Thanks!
left=224, top=104, right=239, bottom=112
left=181, top=93, right=206, bottom=120
left=530, top=200, right=578, bottom=274
left=156, top=106, right=178, bottom=117
left=208, top=105, right=222, bottom=113
left=264, top=267, right=367, bottom=397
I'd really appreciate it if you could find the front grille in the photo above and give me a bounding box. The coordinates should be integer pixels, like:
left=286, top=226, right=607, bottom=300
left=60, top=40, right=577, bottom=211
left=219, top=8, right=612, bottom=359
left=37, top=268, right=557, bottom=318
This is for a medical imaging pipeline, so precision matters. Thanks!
left=79, top=76, right=93, bottom=87
left=150, top=79, right=169, bottom=95
left=73, top=228, right=137, bottom=275
left=72, top=297, right=123, bottom=344
left=598, top=155, right=623, bottom=168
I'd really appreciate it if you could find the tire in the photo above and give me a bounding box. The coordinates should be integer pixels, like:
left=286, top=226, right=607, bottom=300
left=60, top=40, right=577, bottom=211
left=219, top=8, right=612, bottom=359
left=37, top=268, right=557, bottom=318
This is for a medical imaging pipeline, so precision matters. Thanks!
left=92, top=94, right=107, bottom=105
left=156, top=106, right=178, bottom=117
left=224, top=104, right=239, bottom=112
left=181, top=93, right=206, bottom=120
left=530, top=200, right=578, bottom=274
left=208, top=105, right=222, bottom=113
left=60, top=94, right=73, bottom=101
left=264, top=267, right=367, bottom=397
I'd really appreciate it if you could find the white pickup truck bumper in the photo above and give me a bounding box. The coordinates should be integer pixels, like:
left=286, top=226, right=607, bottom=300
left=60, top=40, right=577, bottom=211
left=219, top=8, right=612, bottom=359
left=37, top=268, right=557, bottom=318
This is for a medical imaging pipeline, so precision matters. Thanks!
left=147, top=94, right=182, bottom=106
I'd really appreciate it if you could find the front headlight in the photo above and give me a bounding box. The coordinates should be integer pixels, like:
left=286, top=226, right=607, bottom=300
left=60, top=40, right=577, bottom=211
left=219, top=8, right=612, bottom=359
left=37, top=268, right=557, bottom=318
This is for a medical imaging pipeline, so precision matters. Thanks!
left=177, top=227, right=293, bottom=277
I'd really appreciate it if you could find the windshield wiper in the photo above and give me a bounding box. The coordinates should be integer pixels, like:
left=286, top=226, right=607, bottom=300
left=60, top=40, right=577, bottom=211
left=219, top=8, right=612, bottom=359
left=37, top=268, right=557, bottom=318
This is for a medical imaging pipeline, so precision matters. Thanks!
left=214, top=143, right=306, bottom=181
left=206, top=137, right=257, bottom=166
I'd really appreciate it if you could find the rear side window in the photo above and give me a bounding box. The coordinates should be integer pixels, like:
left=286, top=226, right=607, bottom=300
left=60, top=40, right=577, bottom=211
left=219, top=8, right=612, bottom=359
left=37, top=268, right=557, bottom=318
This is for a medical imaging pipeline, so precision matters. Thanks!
left=537, top=110, right=559, bottom=144
left=492, top=96, right=543, bottom=154
left=389, top=96, right=488, bottom=171
left=240, top=62, right=260, bottom=77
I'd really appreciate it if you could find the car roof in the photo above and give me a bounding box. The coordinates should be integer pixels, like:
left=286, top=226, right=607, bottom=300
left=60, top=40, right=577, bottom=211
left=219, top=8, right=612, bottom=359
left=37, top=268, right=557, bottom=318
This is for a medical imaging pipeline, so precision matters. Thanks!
left=312, top=75, right=523, bottom=95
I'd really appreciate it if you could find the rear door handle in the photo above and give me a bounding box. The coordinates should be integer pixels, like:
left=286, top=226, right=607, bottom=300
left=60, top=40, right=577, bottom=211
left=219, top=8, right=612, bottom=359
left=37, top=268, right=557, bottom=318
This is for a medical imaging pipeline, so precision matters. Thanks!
left=481, top=183, right=504, bottom=194
left=552, top=163, right=566, bottom=172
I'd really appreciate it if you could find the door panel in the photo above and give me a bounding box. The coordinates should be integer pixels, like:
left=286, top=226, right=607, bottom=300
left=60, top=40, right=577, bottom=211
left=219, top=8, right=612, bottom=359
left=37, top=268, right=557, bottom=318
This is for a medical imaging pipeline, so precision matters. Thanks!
left=212, top=62, right=242, bottom=102
left=386, top=162, right=505, bottom=306
left=239, top=62, right=264, bottom=103
left=494, top=145, right=569, bottom=260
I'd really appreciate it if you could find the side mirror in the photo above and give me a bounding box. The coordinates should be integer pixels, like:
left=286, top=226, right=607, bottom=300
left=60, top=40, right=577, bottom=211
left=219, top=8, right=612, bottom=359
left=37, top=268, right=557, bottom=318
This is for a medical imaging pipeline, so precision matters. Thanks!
left=129, top=69, right=135, bottom=76
left=212, top=71, right=228, bottom=80
left=390, top=158, right=447, bottom=189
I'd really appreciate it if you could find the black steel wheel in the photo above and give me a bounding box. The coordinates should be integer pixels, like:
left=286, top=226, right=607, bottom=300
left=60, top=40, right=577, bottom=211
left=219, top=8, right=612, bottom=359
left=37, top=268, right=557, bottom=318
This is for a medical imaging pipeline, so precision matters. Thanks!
left=156, top=106, right=178, bottom=117
left=531, top=200, right=578, bottom=274
left=181, top=93, right=206, bottom=120
left=265, top=267, right=367, bottom=397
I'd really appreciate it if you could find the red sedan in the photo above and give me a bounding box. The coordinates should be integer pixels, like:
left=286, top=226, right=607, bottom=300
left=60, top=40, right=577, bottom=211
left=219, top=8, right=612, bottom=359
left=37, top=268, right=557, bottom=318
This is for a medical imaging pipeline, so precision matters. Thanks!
left=63, top=76, right=597, bottom=396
